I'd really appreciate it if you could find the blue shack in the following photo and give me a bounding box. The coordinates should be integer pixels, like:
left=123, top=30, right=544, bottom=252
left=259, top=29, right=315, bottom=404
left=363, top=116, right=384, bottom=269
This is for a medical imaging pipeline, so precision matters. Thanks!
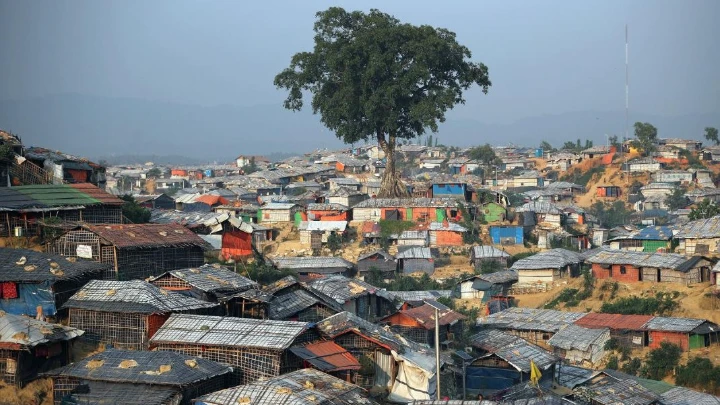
left=430, top=182, right=470, bottom=201
left=489, top=226, right=524, bottom=245
left=0, top=248, right=110, bottom=317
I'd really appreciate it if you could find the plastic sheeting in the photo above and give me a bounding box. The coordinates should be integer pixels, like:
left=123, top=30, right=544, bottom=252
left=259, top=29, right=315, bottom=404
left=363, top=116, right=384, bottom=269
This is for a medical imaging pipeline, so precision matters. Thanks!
left=0, top=281, right=56, bottom=317
left=388, top=350, right=437, bottom=403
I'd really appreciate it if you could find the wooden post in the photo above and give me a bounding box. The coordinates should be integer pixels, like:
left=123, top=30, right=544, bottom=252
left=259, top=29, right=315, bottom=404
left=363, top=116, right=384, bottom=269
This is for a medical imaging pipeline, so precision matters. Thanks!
left=435, top=306, right=441, bottom=400
left=113, top=246, right=119, bottom=279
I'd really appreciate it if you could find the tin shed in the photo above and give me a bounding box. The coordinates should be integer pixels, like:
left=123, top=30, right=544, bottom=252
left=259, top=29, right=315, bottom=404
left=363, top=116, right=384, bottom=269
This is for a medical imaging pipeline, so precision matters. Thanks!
left=395, top=247, right=435, bottom=275
left=357, top=250, right=397, bottom=276
left=644, top=317, right=719, bottom=351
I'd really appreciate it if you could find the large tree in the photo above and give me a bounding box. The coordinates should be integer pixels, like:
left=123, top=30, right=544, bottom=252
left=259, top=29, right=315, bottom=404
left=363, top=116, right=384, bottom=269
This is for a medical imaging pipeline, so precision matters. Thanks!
left=631, top=122, right=658, bottom=156
left=468, top=143, right=501, bottom=169
left=274, top=8, right=490, bottom=197
left=705, top=127, right=719, bottom=146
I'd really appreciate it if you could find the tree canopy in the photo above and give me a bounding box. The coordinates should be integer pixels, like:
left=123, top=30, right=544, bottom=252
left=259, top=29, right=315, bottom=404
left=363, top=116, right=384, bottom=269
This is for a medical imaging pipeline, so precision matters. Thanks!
left=689, top=198, right=720, bottom=220
left=705, top=127, right=719, bottom=146
left=468, top=144, right=501, bottom=168
left=274, top=7, right=490, bottom=197
left=664, top=187, right=688, bottom=211
left=631, top=122, right=658, bottom=156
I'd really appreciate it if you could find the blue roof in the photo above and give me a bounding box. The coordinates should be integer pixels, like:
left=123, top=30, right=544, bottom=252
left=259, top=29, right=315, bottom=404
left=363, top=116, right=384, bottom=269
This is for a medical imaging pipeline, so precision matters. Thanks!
left=635, top=226, right=674, bottom=240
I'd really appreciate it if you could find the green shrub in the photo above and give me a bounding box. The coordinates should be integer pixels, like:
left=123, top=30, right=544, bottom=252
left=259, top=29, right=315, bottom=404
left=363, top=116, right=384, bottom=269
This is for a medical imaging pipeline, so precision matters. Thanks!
left=641, top=342, right=682, bottom=380
left=606, top=355, right=619, bottom=370
left=621, top=358, right=642, bottom=376
left=600, top=295, right=678, bottom=315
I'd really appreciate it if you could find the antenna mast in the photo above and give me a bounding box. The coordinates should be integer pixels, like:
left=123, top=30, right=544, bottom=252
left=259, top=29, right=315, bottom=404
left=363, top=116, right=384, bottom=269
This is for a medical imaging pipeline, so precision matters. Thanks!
left=625, top=24, right=629, bottom=184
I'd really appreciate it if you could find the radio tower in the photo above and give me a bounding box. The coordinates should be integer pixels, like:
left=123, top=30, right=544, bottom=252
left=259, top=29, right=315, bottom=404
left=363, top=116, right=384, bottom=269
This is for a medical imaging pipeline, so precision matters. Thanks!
left=624, top=24, right=629, bottom=184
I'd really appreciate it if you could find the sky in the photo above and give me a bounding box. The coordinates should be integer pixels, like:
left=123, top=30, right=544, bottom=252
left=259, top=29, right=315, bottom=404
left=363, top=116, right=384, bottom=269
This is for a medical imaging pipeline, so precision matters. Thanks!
left=0, top=0, right=718, bottom=156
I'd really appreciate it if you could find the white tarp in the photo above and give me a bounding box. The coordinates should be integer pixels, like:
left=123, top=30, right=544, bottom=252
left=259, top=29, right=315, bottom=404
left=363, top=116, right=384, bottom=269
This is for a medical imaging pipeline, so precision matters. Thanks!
left=387, top=350, right=437, bottom=403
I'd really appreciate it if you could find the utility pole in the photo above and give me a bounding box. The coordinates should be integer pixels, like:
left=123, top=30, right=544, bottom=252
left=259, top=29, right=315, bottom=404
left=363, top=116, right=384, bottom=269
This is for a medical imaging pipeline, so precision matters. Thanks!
left=435, top=306, right=441, bottom=400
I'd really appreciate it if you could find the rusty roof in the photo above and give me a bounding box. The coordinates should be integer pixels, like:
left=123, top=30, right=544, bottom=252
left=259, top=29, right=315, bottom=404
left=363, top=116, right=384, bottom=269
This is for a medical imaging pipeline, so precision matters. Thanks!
left=194, top=194, right=230, bottom=206
left=84, top=223, right=209, bottom=249
left=289, top=341, right=361, bottom=372
left=574, top=313, right=654, bottom=331
left=68, top=183, right=124, bottom=205
left=393, top=303, right=466, bottom=330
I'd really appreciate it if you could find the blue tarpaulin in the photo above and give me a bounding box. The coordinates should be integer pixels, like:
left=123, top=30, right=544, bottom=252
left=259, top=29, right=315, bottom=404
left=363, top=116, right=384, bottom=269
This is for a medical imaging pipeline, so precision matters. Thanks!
left=466, top=366, right=520, bottom=391
left=0, top=281, right=56, bottom=317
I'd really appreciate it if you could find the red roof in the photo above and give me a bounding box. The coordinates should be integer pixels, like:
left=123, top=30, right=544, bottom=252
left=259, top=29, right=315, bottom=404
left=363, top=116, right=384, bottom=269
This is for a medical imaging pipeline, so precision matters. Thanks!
left=84, top=223, right=208, bottom=249
left=574, top=313, right=653, bottom=330
left=194, top=195, right=229, bottom=206
left=398, top=303, right=466, bottom=330
left=68, top=183, right=124, bottom=205
left=289, top=341, right=360, bottom=372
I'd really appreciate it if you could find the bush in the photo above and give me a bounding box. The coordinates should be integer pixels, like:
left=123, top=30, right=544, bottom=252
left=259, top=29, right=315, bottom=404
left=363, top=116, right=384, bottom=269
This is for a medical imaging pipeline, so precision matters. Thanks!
left=621, top=358, right=642, bottom=376
left=600, top=295, right=678, bottom=315
left=120, top=195, right=151, bottom=223
left=326, top=232, right=343, bottom=253
left=641, top=342, right=682, bottom=380
left=675, top=357, right=717, bottom=391
left=240, top=262, right=297, bottom=285
left=606, top=355, right=619, bottom=370
left=604, top=338, right=619, bottom=351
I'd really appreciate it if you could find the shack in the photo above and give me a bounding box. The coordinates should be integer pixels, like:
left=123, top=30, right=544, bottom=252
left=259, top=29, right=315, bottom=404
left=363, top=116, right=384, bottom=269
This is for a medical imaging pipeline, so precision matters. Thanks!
left=352, top=198, right=461, bottom=222
left=489, top=226, right=523, bottom=245
left=0, top=183, right=123, bottom=237
left=298, top=221, right=348, bottom=245
left=257, top=202, right=302, bottom=223
left=510, top=248, right=582, bottom=286
left=0, top=248, right=109, bottom=318
left=309, top=275, right=397, bottom=322
left=547, top=324, right=610, bottom=367
left=64, top=280, right=219, bottom=350
left=307, top=202, right=350, bottom=221
left=674, top=215, right=720, bottom=255
left=46, top=349, right=232, bottom=405
left=470, top=245, right=510, bottom=269
left=586, top=249, right=713, bottom=285
left=477, top=307, right=587, bottom=346
left=428, top=221, right=467, bottom=246
left=644, top=317, right=719, bottom=351
left=148, top=264, right=258, bottom=304
left=381, top=301, right=465, bottom=347
left=396, top=247, right=435, bottom=275
left=46, top=223, right=208, bottom=280
left=468, top=329, right=559, bottom=395
left=150, top=314, right=309, bottom=384
left=604, top=225, right=673, bottom=252
left=456, top=271, right=518, bottom=301
left=271, top=256, right=355, bottom=277
left=268, top=287, right=343, bottom=322
left=596, top=185, right=621, bottom=198
left=357, top=250, right=397, bottom=277
left=0, top=312, right=83, bottom=387
left=194, top=368, right=377, bottom=405
left=574, top=313, right=653, bottom=349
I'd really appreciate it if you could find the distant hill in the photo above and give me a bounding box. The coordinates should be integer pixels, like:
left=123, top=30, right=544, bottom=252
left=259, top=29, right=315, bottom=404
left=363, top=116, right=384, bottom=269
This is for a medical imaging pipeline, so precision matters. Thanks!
left=0, top=94, right=717, bottom=160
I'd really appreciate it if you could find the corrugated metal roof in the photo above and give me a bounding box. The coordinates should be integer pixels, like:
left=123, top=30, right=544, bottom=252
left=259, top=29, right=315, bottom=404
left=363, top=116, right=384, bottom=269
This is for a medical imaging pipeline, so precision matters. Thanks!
left=477, top=270, right=518, bottom=284
left=196, top=368, right=378, bottom=405
left=478, top=307, right=587, bottom=332
left=393, top=303, right=466, bottom=329
left=63, top=280, right=219, bottom=314
left=307, top=203, right=348, bottom=211
left=643, top=316, right=705, bottom=332
left=584, top=249, right=693, bottom=270
left=0, top=247, right=109, bottom=282
left=395, top=247, right=433, bottom=259
left=392, top=290, right=451, bottom=302
left=67, top=381, right=182, bottom=405
left=547, top=324, right=608, bottom=351
left=516, top=201, right=564, bottom=214
left=289, top=341, right=361, bottom=372
left=574, top=313, right=653, bottom=330
left=398, top=230, right=429, bottom=239
left=674, top=215, right=720, bottom=239
left=606, top=225, right=674, bottom=241
left=262, top=202, right=299, bottom=210
left=44, top=348, right=231, bottom=386
left=582, top=378, right=660, bottom=405
left=556, top=365, right=601, bottom=389
left=268, top=288, right=343, bottom=319
left=272, top=256, right=355, bottom=270
left=149, top=314, right=307, bottom=350
left=148, top=264, right=258, bottom=294
left=660, top=386, right=720, bottom=405
left=316, top=311, right=409, bottom=352
left=428, top=222, right=467, bottom=232
left=470, top=329, right=558, bottom=372
left=84, top=223, right=209, bottom=249
left=510, top=249, right=582, bottom=270
left=357, top=249, right=394, bottom=262
left=0, top=311, right=83, bottom=348
left=68, top=183, right=124, bottom=205
left=309, top=275, right=396, bottom=303
left=298, top=221, right=348, bottom=232
left=472, top=245, right=511, bottom=259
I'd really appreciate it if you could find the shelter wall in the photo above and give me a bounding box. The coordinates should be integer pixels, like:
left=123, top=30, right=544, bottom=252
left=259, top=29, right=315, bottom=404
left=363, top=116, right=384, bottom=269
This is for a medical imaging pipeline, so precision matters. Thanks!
left=649, top=331, right=689, bottom=351
left=69, top=309, right=149, bottom=350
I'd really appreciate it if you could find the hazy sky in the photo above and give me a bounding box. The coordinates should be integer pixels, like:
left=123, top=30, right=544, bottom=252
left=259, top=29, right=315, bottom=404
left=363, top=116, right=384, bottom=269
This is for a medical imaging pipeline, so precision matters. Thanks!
left=1, top=0, right=718, bottom=125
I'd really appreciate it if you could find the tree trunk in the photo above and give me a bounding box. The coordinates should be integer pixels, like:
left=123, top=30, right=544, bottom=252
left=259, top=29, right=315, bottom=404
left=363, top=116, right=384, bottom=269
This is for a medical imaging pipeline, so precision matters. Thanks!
left=377, top=132, right=410, bottom=198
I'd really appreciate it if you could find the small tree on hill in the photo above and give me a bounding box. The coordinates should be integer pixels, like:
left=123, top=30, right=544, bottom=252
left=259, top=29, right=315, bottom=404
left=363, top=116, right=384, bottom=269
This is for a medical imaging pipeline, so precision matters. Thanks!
left=689, top=198, right=720, bottom=220
left=665, top=188, right=689, bottom=211
left=631, top=122, right=658, bottom=156
left=120, top=195, right=151, bottom=223
left=274, top=7, right=491, bottom=197
left=641, top=342, right=681, bottom=380
left=704, top=127, right=719, bottom=146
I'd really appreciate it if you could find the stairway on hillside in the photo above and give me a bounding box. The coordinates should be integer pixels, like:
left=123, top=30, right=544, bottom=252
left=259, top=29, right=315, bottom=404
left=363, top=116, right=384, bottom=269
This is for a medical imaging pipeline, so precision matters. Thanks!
left=8, top=155, right=54, bottom=185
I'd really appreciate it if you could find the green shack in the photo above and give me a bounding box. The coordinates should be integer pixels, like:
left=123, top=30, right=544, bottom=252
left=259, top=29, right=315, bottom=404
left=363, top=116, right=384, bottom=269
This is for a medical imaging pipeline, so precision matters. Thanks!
left=481, top=202, right=507, bottom=223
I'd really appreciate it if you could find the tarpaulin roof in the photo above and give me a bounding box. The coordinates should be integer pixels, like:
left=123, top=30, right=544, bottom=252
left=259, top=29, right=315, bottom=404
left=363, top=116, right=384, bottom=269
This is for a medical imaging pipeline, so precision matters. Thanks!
left=289, top=341, right=361, bottom=372
left=510, top=249, right=582, bottom=270
left=309, top=275, right=396, bottom=304
left=84, top=223, right=209, bottom=249
left=150, top=314, right=307, bottom=350
left=0, top=183, right=121, bottom=211
left=44, top=348, right=231, bottom=386
left=0, top=247, right=109, bottom=282
left=0, top=310, right=83, bottom=349
left=390, top=303, right=466, bottom=330
left=547, top=324, right=609, bottom=352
